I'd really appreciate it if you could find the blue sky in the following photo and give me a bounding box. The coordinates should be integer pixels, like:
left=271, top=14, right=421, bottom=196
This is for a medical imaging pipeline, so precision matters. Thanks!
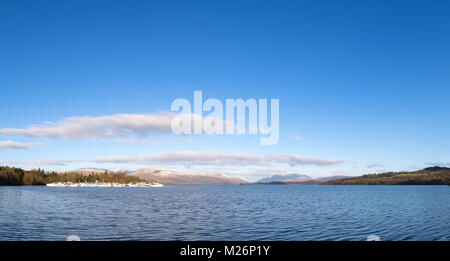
left=0, top=0, right=449, bottom=181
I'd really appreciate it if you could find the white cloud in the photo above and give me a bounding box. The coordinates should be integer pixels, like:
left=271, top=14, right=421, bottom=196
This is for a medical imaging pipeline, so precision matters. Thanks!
left=0, top=140, right=38, bottom=149
left=4, top=159, right=73, bottom=166
left=0, top=112, right=237, bottom=140
left=0, top=113, right=175, bottom=139
left=270, top=154, right=345, bottom=166
left=89, top=151, right=268, bottom=166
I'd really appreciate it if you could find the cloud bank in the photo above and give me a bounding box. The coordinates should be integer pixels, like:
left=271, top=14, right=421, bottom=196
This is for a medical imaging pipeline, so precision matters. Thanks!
left=8, top=159, right=74, bottom=166
left=270, top=154, right=345, bottom=166
left=0, top=113, right=233, bottom=140
left=0, top=140, right=35, bottom=149
left=89, top=151, right=268, bottom=166
left=6, top=151, right=344, bottom=167
left=0, top=113, right=175, bottom=139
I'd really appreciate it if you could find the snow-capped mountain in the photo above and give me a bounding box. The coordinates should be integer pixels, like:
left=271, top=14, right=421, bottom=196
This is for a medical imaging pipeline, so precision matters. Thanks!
left=130, top=168, right=247, bottom=185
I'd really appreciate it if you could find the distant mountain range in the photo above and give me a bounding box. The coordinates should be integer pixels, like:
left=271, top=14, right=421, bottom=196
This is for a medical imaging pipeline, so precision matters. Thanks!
left=255, top=174, right=350, bottom=184
left=256, top=173, right=311, bottom=183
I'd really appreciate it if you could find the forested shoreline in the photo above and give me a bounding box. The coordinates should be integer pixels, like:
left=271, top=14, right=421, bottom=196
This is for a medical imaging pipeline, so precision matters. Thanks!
left=324, top=167, right=450, bottom=185
left=0, top=166, right=147, bottom=186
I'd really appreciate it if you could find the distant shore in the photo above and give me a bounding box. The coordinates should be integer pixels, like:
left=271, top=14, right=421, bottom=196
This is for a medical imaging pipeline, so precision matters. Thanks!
left=248, top=167, right=450, bottom=186
left=1, top=166, right=449, bottom=186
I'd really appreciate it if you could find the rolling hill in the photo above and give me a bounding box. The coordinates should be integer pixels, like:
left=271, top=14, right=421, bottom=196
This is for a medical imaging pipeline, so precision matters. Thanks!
left=325, top=167, right=450, bottom=185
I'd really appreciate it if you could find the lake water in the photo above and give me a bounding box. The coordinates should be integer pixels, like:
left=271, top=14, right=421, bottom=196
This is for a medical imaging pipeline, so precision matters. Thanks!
left=0, top=185, right=448, bottom=241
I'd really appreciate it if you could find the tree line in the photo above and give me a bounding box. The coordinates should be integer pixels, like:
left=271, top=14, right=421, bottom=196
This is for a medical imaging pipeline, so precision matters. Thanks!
left=324, top=167, right=450, bottom=185
left=0, top=166, right=147, bottom=186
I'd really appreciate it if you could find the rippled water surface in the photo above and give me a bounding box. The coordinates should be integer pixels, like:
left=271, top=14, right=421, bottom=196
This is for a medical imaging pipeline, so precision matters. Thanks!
left=0, top=185, right=448, bottom=241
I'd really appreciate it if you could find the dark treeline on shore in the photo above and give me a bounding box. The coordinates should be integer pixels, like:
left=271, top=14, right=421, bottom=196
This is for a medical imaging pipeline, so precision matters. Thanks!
left=0, top=166, right=147, bottom=186
left=324, top=167, right=450, bottom=185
